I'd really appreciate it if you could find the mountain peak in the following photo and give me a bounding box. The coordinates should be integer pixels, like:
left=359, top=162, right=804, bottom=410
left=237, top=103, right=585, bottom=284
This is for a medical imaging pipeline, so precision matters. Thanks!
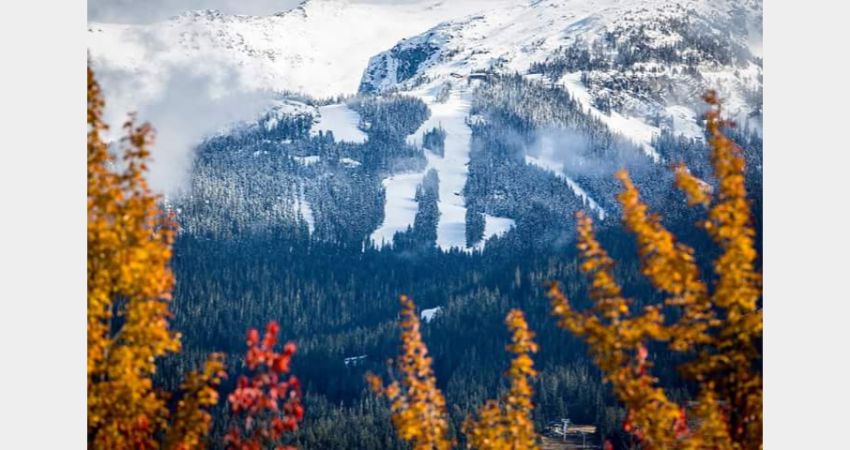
left=88, top=0, right=503, bottom=99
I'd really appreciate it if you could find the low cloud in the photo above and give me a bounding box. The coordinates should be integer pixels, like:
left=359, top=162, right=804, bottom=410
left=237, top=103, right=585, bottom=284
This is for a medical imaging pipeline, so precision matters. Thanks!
left=97, top=64, right=276, bottom=194
left=528, top=127, right=645, bottom=179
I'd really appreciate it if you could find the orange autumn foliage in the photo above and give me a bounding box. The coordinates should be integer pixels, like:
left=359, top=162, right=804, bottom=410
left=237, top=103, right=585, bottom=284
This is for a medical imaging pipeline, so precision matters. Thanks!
left=367, top=295, right=453, bottom=450
left=88, top=66, right=224, bottom=449
left=463, top=310, right=540, bottom=450
left=548, top=91, right=762, bottom=449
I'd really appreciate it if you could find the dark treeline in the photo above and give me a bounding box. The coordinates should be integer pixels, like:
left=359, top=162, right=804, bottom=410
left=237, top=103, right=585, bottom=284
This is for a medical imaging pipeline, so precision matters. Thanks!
left=161, top=200, right=749, bottom=448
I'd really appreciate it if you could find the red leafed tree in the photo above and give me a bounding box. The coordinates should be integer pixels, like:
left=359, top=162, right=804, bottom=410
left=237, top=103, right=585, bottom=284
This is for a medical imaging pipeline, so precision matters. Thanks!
left=226, top=321, right=305, bottom=450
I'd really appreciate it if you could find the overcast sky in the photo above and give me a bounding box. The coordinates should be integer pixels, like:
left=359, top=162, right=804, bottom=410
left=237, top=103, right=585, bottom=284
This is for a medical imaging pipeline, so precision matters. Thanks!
left=88, top=0, right=305, bottom=23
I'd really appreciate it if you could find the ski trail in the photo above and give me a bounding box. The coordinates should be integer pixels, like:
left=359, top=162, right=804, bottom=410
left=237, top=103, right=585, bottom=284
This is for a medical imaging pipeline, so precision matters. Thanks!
left=407, top=85, right=474, bottom=250
left=525, top=154, right=607, bottom=221
left=370, top=171, right=428, bottom=248
left=372, top=82, right=514, bottom=250
left=409, top=84, right=514, bottom=250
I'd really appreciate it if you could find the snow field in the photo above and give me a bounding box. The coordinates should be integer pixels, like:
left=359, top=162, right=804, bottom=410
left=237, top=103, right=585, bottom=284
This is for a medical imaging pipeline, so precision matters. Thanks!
left=311, top=104, right=368, bottom=144
left=370, top=172, right=428, bottom=247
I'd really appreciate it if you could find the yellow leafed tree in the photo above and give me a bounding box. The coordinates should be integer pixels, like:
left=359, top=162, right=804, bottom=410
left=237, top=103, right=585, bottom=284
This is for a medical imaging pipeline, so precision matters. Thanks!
left=367, top=295, right=454, bottom=450
left=548, top=91, right=762, bottom=449
left=372, top=298, right=542, bottom=450
left=463, top=309, right=540, bottom=450
left=88, top=66, right=224, bottom=449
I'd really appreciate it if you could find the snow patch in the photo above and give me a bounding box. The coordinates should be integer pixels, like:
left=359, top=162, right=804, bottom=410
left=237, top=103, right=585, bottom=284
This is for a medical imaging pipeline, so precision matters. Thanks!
left=263, top=99, right=315, bottom=132
left=421, top=307, right=442, bottom=323
left=665, top=105, right=703, bottom=140
left=483, top=215, right=515, bottom=240
left=311, top=104, right=368, bottom=144
left=340, top=157, right=362, bottom=168
left=292, top=155, right=320, bottom=166
left=343, top=355, right=367, bottom=367
left=470, top=214, right=516, bottom=251
left=292, top=188, right=315, bottom=234
left=370, top=171, right=428, bottom=248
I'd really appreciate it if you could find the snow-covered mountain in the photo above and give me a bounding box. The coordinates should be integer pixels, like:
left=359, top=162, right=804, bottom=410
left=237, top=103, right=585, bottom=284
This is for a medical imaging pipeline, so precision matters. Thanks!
left=87, top=0, right=511, bottom=193
left=89, top=0, right=762, bottom=252
left=88, top=0, right=508, bottom=100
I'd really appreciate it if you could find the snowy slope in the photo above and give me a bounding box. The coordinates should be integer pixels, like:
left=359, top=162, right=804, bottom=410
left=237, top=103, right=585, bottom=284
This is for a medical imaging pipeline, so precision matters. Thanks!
left=557, top=72, right=661, bottom=161
left=360, top=0, right=763, bottom=138
left=311, top=104, right=368, bottom=143
left=90, top=0, right=760, bottom=247
left=294, top=194, right=316, bottom=234
left=260, top=99, right=367, bottom=143
left=87, top=0, right=515, bottom=193
left=370, top=172, right=428, bottom=247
